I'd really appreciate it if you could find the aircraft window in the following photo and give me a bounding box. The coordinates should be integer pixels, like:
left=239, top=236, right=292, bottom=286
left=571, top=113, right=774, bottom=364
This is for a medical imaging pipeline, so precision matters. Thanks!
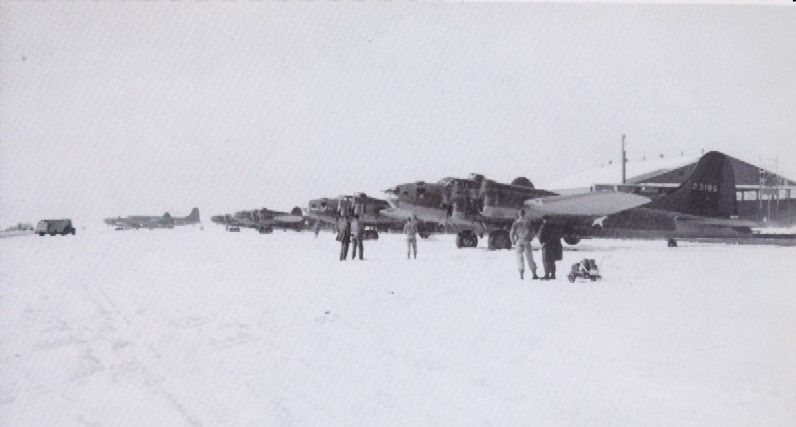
left=417, top=188, right=426, bottom=199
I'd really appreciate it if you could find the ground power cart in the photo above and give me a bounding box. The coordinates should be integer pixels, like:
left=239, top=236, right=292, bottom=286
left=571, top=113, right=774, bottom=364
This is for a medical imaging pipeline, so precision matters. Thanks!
left=568, top=258, right=601, bottom=283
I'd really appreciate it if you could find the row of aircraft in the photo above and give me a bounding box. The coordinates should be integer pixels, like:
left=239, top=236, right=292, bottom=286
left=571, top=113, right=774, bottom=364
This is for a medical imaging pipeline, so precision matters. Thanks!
left=209, top=207, right=305, bottom=233
left=211, top=151, right=779, bottom=248
left=104, top=208, right=201, bottom=230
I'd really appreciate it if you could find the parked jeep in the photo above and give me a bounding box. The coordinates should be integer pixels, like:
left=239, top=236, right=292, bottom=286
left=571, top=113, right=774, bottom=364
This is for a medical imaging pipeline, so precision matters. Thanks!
left=35, top=219, right=76, bottom=236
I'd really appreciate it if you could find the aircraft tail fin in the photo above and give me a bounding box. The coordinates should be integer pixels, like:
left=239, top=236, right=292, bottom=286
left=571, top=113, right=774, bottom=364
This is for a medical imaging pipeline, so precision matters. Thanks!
left=646, top=151, right=737, bottom=218
left=186, top=208, right=200, bottom=223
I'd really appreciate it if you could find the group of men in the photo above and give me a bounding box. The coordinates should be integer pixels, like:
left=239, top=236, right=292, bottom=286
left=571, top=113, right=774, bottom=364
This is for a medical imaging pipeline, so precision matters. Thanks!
left=335, top=214, right=366, bottom=260
left=333, top=210, right=561, bottom=278
left=510, top=210, right=562, bottom=280
left=335, top=215, right=421, bottom=261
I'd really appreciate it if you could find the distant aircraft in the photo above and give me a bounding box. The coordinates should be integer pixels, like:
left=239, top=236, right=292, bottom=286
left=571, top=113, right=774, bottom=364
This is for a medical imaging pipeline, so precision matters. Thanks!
left=384, top=151, right=753, bottom=248
left=211, top=207, right=304, bottom=233
left=305, top=193, right=437, bottom=239
left=104, top=208, right=200, bottom=230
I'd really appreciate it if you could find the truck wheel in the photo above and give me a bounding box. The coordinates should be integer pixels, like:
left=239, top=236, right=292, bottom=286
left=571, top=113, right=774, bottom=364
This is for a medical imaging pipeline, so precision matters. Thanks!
left=38, top=232, right=45, bottom=236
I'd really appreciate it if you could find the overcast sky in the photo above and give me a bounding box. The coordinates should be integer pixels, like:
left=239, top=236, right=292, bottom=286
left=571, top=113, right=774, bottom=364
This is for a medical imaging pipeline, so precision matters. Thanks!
left=1, top=2, right=794, bottom=226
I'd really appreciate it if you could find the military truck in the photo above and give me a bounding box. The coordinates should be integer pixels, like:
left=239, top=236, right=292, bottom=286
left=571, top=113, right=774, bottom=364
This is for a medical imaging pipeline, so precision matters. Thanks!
left=35, top=219, right=76, bottom=236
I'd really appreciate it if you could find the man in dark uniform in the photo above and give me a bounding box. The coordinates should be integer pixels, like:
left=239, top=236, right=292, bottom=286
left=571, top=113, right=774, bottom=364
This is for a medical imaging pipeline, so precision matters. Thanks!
left=350, top=214, right=364, bottom=260
left=337, top=216, right=351, bottom=261
left=537, top=216, right=563, bottom=280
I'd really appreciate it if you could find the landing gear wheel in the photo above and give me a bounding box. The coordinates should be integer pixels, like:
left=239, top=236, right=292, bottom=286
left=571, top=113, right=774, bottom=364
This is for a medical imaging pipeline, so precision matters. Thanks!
left=364, top=229, right=379, bottom=240
left=667, top=238, right=677, bottom=248
left=456, top=231, right=478, bottom=248
left=418, top=229, right=430, bottom=239
left=487, top=230, right=512, bottom=250
left=563, top=236, right=580, bottom=246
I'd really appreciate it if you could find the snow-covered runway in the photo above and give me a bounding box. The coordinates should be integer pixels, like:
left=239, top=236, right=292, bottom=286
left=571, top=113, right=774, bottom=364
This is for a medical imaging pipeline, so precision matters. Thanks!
left=2, top=228, right=794, bottom=426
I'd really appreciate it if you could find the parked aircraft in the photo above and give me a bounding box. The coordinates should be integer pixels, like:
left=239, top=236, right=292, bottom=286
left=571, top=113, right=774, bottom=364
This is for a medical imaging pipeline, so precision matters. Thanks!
left=384, top=174, right=640, bottom=248
left=562, top=151, right=757, bottom=246
left=211, top=207, right=304, bottom=233
left=104, top=208, right=200, bottom=230
left=384, top=151, right=748, bottom=248
left=306, top=193, right=437, bottom=239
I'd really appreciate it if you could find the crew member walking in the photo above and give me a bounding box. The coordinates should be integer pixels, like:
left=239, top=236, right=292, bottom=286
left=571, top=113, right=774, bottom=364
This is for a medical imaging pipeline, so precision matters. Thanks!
left=510, top=209, right=538, bottom=280
left=404, top=216, right=418, bottom=259
left=538, top=216, right=563, bottom=280
left=350, top=214, right=364, bottom=260
left=313, top=221, right=321, bottom=238
left=337, top=216, right=351, bottom=261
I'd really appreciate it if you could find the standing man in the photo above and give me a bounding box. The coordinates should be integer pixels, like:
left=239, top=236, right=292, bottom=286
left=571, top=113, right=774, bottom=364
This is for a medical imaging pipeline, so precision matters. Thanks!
left=313, top=220, right=321, bottom=238
left=350, top=214, right=364, bottom=260
left=538, top=216, right=562, bottom=280
left=510, top=209, right=538, bottom=280
left=403, top=216, right=418, bottom=259
left=337, top=215, right=351, bottom=261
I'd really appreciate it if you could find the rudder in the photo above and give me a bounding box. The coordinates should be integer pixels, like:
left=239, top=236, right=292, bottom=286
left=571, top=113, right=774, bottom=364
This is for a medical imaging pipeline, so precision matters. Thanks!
left=187, top=208, right=200, bottom=223
left=646, top=151, right=737, bottom=218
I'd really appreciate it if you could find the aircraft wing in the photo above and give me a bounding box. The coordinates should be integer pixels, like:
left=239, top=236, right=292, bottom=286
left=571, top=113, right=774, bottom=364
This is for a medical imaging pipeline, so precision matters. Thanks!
left=305, top=212, right=337, bottom=224
left=524, top=191, right=650, bottom=219
left=274, top=214, right=304, bottom=224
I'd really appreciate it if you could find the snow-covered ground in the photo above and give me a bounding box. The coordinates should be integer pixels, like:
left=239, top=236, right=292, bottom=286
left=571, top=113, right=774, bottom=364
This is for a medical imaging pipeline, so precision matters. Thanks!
left=2, top=227, right=794, bottom=426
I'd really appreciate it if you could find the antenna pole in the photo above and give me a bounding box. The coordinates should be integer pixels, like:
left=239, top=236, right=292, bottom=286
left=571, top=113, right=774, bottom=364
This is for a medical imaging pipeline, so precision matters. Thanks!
left=621, top=134, right=627, bottom=184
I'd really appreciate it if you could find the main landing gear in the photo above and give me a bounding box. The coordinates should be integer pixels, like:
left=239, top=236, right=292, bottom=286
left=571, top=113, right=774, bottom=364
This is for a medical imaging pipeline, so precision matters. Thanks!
left=487, top=230, right=512, bottom=250
left=456, top=230, right=479, bottom=248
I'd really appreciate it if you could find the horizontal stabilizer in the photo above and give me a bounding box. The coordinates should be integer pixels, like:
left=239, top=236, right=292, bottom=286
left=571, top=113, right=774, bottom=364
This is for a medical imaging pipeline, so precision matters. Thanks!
left=524, top=191, right=650, bottom=218
left=674, top=216, right=758, bottom=228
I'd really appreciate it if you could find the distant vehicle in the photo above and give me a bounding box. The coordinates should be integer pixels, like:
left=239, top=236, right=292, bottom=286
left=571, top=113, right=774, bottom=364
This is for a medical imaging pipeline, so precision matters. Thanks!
left=104, top=208, right=200, bottom=230
left=36, top=219, right=76, bottom=236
